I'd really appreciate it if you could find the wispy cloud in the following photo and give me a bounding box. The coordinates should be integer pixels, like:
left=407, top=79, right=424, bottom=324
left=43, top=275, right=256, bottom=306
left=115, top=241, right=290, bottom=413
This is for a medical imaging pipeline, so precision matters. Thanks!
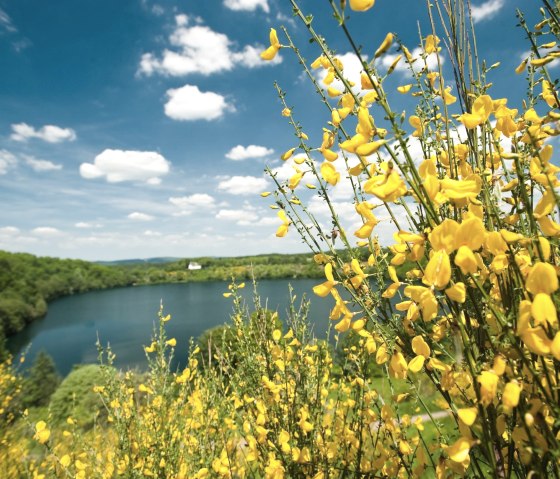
left=226, top=144, right=274, bottom=160
left=0, top=150, right=17, bottom=174
left=223, top=0, right=269, bottom=13
left=217, top=175, right=268, bottom=195
left=23, top=155, right=63, bottom=172
left=471, top=0, right=505, bottom=23
left=128, top=212, right=155, bottom=221
left=169, top=193, right=216, bottom=214
left=0, top=7, right=17, bottom=33
left=11, top=123, right=77, bottom=143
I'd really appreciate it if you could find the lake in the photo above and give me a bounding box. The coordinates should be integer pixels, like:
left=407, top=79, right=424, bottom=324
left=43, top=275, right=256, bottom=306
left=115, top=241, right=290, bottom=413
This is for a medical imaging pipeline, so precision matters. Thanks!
left=7, top=279, right=335, bottom=376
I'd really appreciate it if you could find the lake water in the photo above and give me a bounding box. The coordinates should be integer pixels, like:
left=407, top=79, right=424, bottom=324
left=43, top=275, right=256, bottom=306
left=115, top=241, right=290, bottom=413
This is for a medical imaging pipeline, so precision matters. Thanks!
left=8, top=279, right=335, bottom=376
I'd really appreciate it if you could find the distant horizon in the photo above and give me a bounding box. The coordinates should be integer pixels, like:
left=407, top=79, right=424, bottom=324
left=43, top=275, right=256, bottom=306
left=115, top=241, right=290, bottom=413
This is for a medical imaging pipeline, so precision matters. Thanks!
left=0, top=246, right=314, bottom=263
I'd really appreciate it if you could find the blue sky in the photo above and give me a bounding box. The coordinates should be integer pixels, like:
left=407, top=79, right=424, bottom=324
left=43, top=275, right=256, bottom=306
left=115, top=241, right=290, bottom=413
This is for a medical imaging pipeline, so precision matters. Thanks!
left=0, top=0, right=540, bottom=260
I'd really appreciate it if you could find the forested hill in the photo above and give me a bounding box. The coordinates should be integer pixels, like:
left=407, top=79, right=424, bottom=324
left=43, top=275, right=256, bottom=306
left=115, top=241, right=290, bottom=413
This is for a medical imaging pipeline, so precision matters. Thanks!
left=0, top=251, right=134, bottom=345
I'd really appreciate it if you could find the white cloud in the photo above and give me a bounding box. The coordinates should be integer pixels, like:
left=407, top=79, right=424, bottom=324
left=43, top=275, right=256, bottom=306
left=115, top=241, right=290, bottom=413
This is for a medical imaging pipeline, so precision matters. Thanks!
left=128, top=212, right=154, bottom=221
left=169, top=193, right=216, bottom=212
left=216, top=208, right=259, bottom=224
left=223, top=0, right=269, bottom=13
left=217, top=175, right=269, bottom=195
left=0, top=149, right=17, bottom=174
left=23, top=155, right=62, bottom=172
left=152, top=4, right=165, bottom=16
left=164, top=84, right=234, bottom=121
left=143, top=230, right=162, bottom=237
left=80, top=149, right=170, bottom=184
left=75, top=222, right=102, bottom=229
left=0, top=226, right=19, bottom=235
left=32, top=226, right=61, bottom=236
left=11, top=123, right=76, bottom=143
left=138, top=17, right=279, bottom=77
left=226, top=144, right=274, bottom=160
left=471, top=0, right=505, bottom=23
left=0, top=8, right=16, bottom=33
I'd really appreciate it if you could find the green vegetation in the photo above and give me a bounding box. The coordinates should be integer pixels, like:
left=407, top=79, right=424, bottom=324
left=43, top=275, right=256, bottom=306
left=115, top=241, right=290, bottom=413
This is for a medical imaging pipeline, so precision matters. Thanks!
left=49, top=364, right=110, bottom=428
left=0, top=251, right=134, bottom=351
left=20, top=351, right=61, bottom=409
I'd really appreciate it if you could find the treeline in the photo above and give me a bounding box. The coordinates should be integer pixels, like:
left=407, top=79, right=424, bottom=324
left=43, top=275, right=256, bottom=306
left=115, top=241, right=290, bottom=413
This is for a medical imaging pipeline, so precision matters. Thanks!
left=0, top=251, right=135, bottom=347
left=128, top=253, right=325, bottom=284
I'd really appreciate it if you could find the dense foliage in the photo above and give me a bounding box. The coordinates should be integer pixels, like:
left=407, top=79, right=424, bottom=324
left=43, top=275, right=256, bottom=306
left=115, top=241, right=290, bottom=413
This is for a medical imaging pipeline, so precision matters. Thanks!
left=0, top=251, right=134, bottom=348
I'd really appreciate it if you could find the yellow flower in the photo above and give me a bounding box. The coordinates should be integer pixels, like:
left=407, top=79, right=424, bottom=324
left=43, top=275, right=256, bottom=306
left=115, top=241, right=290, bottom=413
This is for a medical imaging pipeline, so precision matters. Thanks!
left=389, top=351, right=408, bottom=379
left=422, top=250, right=451, bottom=290
left=313, top=263, right=338, bottom=298
left=446, top=437, right=474, bottom=463
left=320, top=162, right=340, bottom=186
left=34, top=421, right=50, bottom=444
left=409, top=115, right=423, bottom=137
left=374, top=32, right=393, bottom=58
left=260, top=28, right=280, bottom=61
left=457, top=408, right=478, bottom=426
left=502, top=381, right=521, bottom=409
left=276, top=210, right=290, bottom=237
left=526, top=262, right=559, bottom=295
left=424, top=35, right=441, bottom=54
left=397, top=84, right=412, bottom=94
left=478, top=371, right=499, bottom=406
left=442, top=86, right=456, bottom=105
left=166, top=338, right=177, bottom=347
left=281, top=148, right=295, bottom=161
left=349, top=0, right=375, bottom=11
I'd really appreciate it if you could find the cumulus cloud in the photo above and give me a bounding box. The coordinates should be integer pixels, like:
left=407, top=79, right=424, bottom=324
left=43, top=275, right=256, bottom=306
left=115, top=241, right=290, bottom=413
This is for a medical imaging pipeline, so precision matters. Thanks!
left=169, top=193, right=216, bottom=214
left=23, top=155, right=62, bottom=172
left=223, top=0, right=269, bottom=13
left=80, top=149, right=170, bottom=184
left=11, top=123, right=76, bottom=143
left=217, top=175, right=268, bottom=195
left=138, top=15, right=279, bottom=77
left=216, top=208, right=259, bottom=224
left=471, top=0, right=505, bottom=23
left=128, top=212, right=154, bottom=221
left=32, top=226, right=61, bottom=236
left=226, top=144, right=274, bottom=160
left=0, top=226, right=20, bottom=235
left=164, top=84, right=234, bottom=121
left=0, top=150, right=17, bottom=174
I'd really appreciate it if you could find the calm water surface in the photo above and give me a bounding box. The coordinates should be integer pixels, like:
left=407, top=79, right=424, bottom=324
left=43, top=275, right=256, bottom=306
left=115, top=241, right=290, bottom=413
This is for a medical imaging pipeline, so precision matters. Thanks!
left=8, top=279, right=334, bottom=375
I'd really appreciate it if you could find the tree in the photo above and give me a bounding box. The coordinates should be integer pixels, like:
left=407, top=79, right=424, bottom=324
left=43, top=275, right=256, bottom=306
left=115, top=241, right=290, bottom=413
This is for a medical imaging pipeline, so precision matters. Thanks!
left=21, top=351, right=60, bottom=408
